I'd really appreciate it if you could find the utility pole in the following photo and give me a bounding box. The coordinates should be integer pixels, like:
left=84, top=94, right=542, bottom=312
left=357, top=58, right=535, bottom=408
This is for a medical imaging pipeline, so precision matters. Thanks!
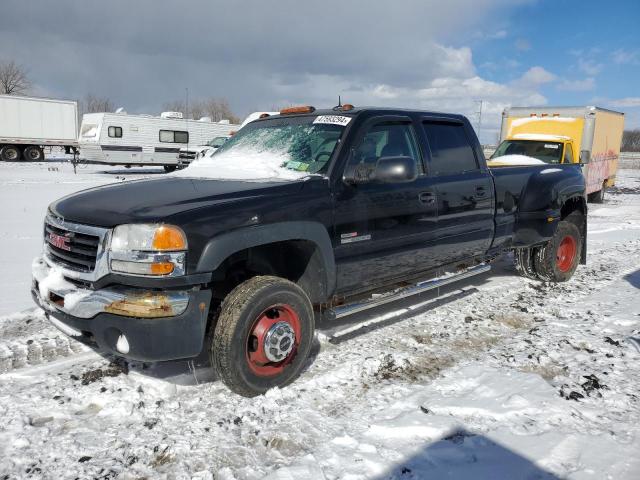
left=475, top=100, right=484, bottom=144
left=185, top=87, right=189, bottom=152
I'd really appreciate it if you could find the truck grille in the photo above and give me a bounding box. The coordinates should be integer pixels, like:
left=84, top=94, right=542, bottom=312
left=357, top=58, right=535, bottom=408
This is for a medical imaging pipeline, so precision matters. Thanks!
left=45, top=222, right=100, bottom=273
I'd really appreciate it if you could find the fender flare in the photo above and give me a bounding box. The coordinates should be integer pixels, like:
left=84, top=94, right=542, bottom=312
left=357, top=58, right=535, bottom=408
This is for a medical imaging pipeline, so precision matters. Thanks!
left=196, top=221, right=336, bottom=299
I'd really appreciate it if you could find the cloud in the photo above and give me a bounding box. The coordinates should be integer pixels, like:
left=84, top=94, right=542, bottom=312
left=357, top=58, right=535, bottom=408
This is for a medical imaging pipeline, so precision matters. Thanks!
left=612, top=49, right=638, bottom=65
left=577, top=58, right=603, bottom=76
left=0, top=0, right=540, bottom=142
left=607, top=97, right=640, bottom=108
left=515, top=38, right=531, bottom=51
left=556, top=78, right=595, bottom=92
left=516, top=66, right=556, bottom=87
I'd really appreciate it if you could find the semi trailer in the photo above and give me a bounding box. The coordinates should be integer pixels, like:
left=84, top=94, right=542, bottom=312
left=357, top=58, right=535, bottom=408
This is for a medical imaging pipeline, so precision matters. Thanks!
left=0, top=94, right=79, bottom=162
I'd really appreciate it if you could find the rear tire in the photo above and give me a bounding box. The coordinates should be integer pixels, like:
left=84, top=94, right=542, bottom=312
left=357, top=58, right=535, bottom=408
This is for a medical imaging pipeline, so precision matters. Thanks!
left=23, top=146, right=44, bottom=162
left=0, top=145, right=21, bottom=162
left=211, top=276, right=315, bottom=397
left=514, top=247, right=540, bottom=280
left=534, top=220, right=582, bottom=282
left=589, top=181, right=606, bottom=203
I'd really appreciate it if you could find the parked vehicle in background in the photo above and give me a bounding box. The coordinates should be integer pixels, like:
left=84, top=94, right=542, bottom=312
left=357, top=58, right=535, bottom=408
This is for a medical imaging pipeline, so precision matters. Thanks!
left=0, top=94, right=78, bottom=162
left=177, top=112, right=279, bottom=167
left=78, top=111, right=239, bottom=172
left=240, top=111, right=279, bottom=129
left=32, top=105, right=587, bottom=397
left=177, top=134, right=230, bottom=167
left=490, top=106, right=624, bottom=202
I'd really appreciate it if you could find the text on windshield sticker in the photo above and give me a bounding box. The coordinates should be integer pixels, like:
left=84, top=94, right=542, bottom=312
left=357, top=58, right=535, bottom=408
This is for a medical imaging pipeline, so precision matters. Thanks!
left=313, top=115, right=352, bottom=126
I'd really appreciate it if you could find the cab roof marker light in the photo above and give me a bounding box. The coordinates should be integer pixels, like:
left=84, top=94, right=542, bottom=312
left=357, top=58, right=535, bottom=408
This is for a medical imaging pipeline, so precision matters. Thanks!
left=280, top=106, right=316, bottom=115
left=341, top=104, right=354, bottom=111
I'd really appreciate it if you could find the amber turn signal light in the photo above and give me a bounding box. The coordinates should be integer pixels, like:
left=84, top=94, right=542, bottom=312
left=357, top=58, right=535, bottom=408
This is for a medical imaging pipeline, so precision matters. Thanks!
left=152, top=225, right=187, bottom=251
left=150, top=262, right=175, bottom=275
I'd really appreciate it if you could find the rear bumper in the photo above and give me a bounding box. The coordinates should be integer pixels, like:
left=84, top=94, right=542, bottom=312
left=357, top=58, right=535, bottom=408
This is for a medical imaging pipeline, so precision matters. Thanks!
left=32, top=256, right=212, bottom=361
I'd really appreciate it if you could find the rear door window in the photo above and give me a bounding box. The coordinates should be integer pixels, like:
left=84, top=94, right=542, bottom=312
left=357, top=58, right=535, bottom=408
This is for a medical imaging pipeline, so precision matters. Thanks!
left=422, top=122, right=478, bottom=175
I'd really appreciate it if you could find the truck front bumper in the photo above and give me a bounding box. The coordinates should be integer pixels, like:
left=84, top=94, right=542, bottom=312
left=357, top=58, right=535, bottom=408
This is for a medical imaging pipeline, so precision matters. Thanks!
left=31, top=256, right=212, bottom=362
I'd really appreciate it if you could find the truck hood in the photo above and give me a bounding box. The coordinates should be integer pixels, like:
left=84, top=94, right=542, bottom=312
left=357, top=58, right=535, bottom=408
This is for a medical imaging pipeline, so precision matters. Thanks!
left=49, top=177, right=307, bottom=228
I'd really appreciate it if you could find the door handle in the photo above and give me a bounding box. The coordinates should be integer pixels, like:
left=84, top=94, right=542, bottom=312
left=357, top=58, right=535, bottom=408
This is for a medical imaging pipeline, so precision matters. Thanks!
left=475, top=186, right=487, bottom=198
left=419, top=192, right=436, bottom=204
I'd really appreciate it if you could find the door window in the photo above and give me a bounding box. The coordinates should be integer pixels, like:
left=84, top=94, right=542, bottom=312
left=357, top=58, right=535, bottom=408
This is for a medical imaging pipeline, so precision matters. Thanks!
left=347, top=122, right=423, bottom=174
left=422, top=122, right=478, bottom=175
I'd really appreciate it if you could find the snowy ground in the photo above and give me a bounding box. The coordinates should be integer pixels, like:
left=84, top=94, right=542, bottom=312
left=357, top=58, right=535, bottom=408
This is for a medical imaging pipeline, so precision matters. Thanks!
left=0, top=160, right=639, bottom=479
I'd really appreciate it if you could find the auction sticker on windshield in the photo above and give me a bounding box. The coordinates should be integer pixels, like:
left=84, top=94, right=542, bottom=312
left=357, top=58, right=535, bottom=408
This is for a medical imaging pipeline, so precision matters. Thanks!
left=313, top=115, right=352, bottom=126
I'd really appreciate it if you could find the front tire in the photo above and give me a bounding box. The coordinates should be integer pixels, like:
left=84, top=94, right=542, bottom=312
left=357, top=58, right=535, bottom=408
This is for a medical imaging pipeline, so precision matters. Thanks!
left=23, top=145, right=44, bottom=162
left=0, top=145, right=21, bottom=162
left=534, top=220, right=582, bottom=282
left=163, top=165, right=177, bottom=173
left=211, top=276, right=315, bottom=397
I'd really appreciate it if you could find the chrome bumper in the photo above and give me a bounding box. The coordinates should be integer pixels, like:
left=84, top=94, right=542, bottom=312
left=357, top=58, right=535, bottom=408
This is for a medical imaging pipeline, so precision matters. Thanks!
left=32, top=256, right=189, bottom=319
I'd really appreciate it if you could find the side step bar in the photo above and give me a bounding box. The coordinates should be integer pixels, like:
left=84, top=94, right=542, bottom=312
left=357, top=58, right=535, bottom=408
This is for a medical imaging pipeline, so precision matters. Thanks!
left=332, top=264, right=491, bottom=319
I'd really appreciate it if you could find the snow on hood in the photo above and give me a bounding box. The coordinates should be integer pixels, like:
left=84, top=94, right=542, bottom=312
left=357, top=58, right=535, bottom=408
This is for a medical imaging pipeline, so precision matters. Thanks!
left=487, top=154, right=546, bottom=166
left=173, top=146, right=310, bottom=182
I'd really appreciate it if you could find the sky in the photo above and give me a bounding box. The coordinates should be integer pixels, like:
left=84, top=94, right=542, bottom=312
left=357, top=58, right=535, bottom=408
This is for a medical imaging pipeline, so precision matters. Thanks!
left=0, top=0, right=638, bottom=143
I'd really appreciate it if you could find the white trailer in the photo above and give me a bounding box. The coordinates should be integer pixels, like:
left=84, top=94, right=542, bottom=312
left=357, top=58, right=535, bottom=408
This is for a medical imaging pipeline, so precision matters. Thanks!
left=78, top=112, right=239, bottom=172
left=0, top=94, right=78, bottom=162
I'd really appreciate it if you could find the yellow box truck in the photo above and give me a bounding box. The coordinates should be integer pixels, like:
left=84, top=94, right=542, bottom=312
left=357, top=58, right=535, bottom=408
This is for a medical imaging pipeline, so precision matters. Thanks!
left=489, top=106, right=624, bottom=202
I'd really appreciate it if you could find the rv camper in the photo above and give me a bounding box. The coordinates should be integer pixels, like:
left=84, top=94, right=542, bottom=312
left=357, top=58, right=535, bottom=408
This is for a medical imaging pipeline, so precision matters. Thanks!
left=78, top=111, right=239, bottom=171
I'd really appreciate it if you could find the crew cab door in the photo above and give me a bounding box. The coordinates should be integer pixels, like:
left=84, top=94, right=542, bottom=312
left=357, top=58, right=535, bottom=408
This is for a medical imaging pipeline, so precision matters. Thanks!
left=420, top=119, right=495, bottom=262
left=332, top=116, right=439, bottom=294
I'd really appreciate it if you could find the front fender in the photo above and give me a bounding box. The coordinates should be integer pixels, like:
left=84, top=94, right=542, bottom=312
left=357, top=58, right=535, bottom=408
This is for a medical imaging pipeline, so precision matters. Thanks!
left=195, top=221, right=336, bottom=299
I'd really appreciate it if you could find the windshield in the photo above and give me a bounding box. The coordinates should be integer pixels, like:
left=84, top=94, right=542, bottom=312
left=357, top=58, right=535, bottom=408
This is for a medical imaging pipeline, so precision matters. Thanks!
left=80, top=124, right=98, bottom=138
left=207, top=136, right=228, bottom=148
left=214, top=116, right=346, bottom=174
left=176, top=115, right=348, bottom=181
left=491, top=140, right=563, bottom=164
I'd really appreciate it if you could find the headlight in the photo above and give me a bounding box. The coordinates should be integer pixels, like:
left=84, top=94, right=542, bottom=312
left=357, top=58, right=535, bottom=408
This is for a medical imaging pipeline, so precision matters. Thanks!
left=109, top=224, right=187, bottom=276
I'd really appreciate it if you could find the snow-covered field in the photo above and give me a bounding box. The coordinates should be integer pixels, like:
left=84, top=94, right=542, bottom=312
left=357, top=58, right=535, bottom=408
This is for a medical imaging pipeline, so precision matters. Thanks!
left=0, top=160, right=639, bottom=479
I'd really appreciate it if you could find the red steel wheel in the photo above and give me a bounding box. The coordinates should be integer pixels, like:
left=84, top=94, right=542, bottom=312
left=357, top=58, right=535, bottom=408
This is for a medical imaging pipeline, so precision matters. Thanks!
left=534, top=218, right=583, bottom=282
left=556, top=235, right=577, bottom=272
left=212, top=276, right=315, bottom=397
left=246, top=304, right=301, bottom=377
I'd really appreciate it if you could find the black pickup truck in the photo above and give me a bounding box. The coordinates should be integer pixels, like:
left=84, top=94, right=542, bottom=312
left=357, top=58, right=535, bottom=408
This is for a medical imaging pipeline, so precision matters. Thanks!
left=32, top=105, right=587, bottom=396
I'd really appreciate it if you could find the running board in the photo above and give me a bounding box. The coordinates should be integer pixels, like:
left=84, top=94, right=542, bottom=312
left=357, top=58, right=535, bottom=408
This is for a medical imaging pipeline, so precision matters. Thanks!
left=332, top=264, right=491, bottom=319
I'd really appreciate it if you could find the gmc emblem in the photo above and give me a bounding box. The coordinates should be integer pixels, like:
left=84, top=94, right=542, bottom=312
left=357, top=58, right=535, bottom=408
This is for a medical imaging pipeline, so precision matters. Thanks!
left=49, top=232, right=71, bottom=251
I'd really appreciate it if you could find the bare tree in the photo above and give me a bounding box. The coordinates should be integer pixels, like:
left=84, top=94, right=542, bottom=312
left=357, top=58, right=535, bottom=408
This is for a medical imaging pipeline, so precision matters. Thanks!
left=621, top=130, right=640, bottom=152
left=0, top=60, right=31, bottom=95
left=163, top=97, right=240, bottom=123
left=79, top=94, right=115, bottom=116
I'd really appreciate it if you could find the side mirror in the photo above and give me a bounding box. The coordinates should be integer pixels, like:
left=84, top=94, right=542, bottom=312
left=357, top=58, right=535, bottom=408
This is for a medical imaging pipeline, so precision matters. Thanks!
left=579, top=150, right=591, bottom=163
left=343, top=156, right=418, bottom=185
left=374, top=156, right=418, bottom=183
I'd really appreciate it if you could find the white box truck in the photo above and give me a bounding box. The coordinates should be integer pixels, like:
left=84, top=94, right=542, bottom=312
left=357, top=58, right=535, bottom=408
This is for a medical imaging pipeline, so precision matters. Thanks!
left=0, top=94, right=79, bottom=162
left=489, top=106, right=624, bottom=202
